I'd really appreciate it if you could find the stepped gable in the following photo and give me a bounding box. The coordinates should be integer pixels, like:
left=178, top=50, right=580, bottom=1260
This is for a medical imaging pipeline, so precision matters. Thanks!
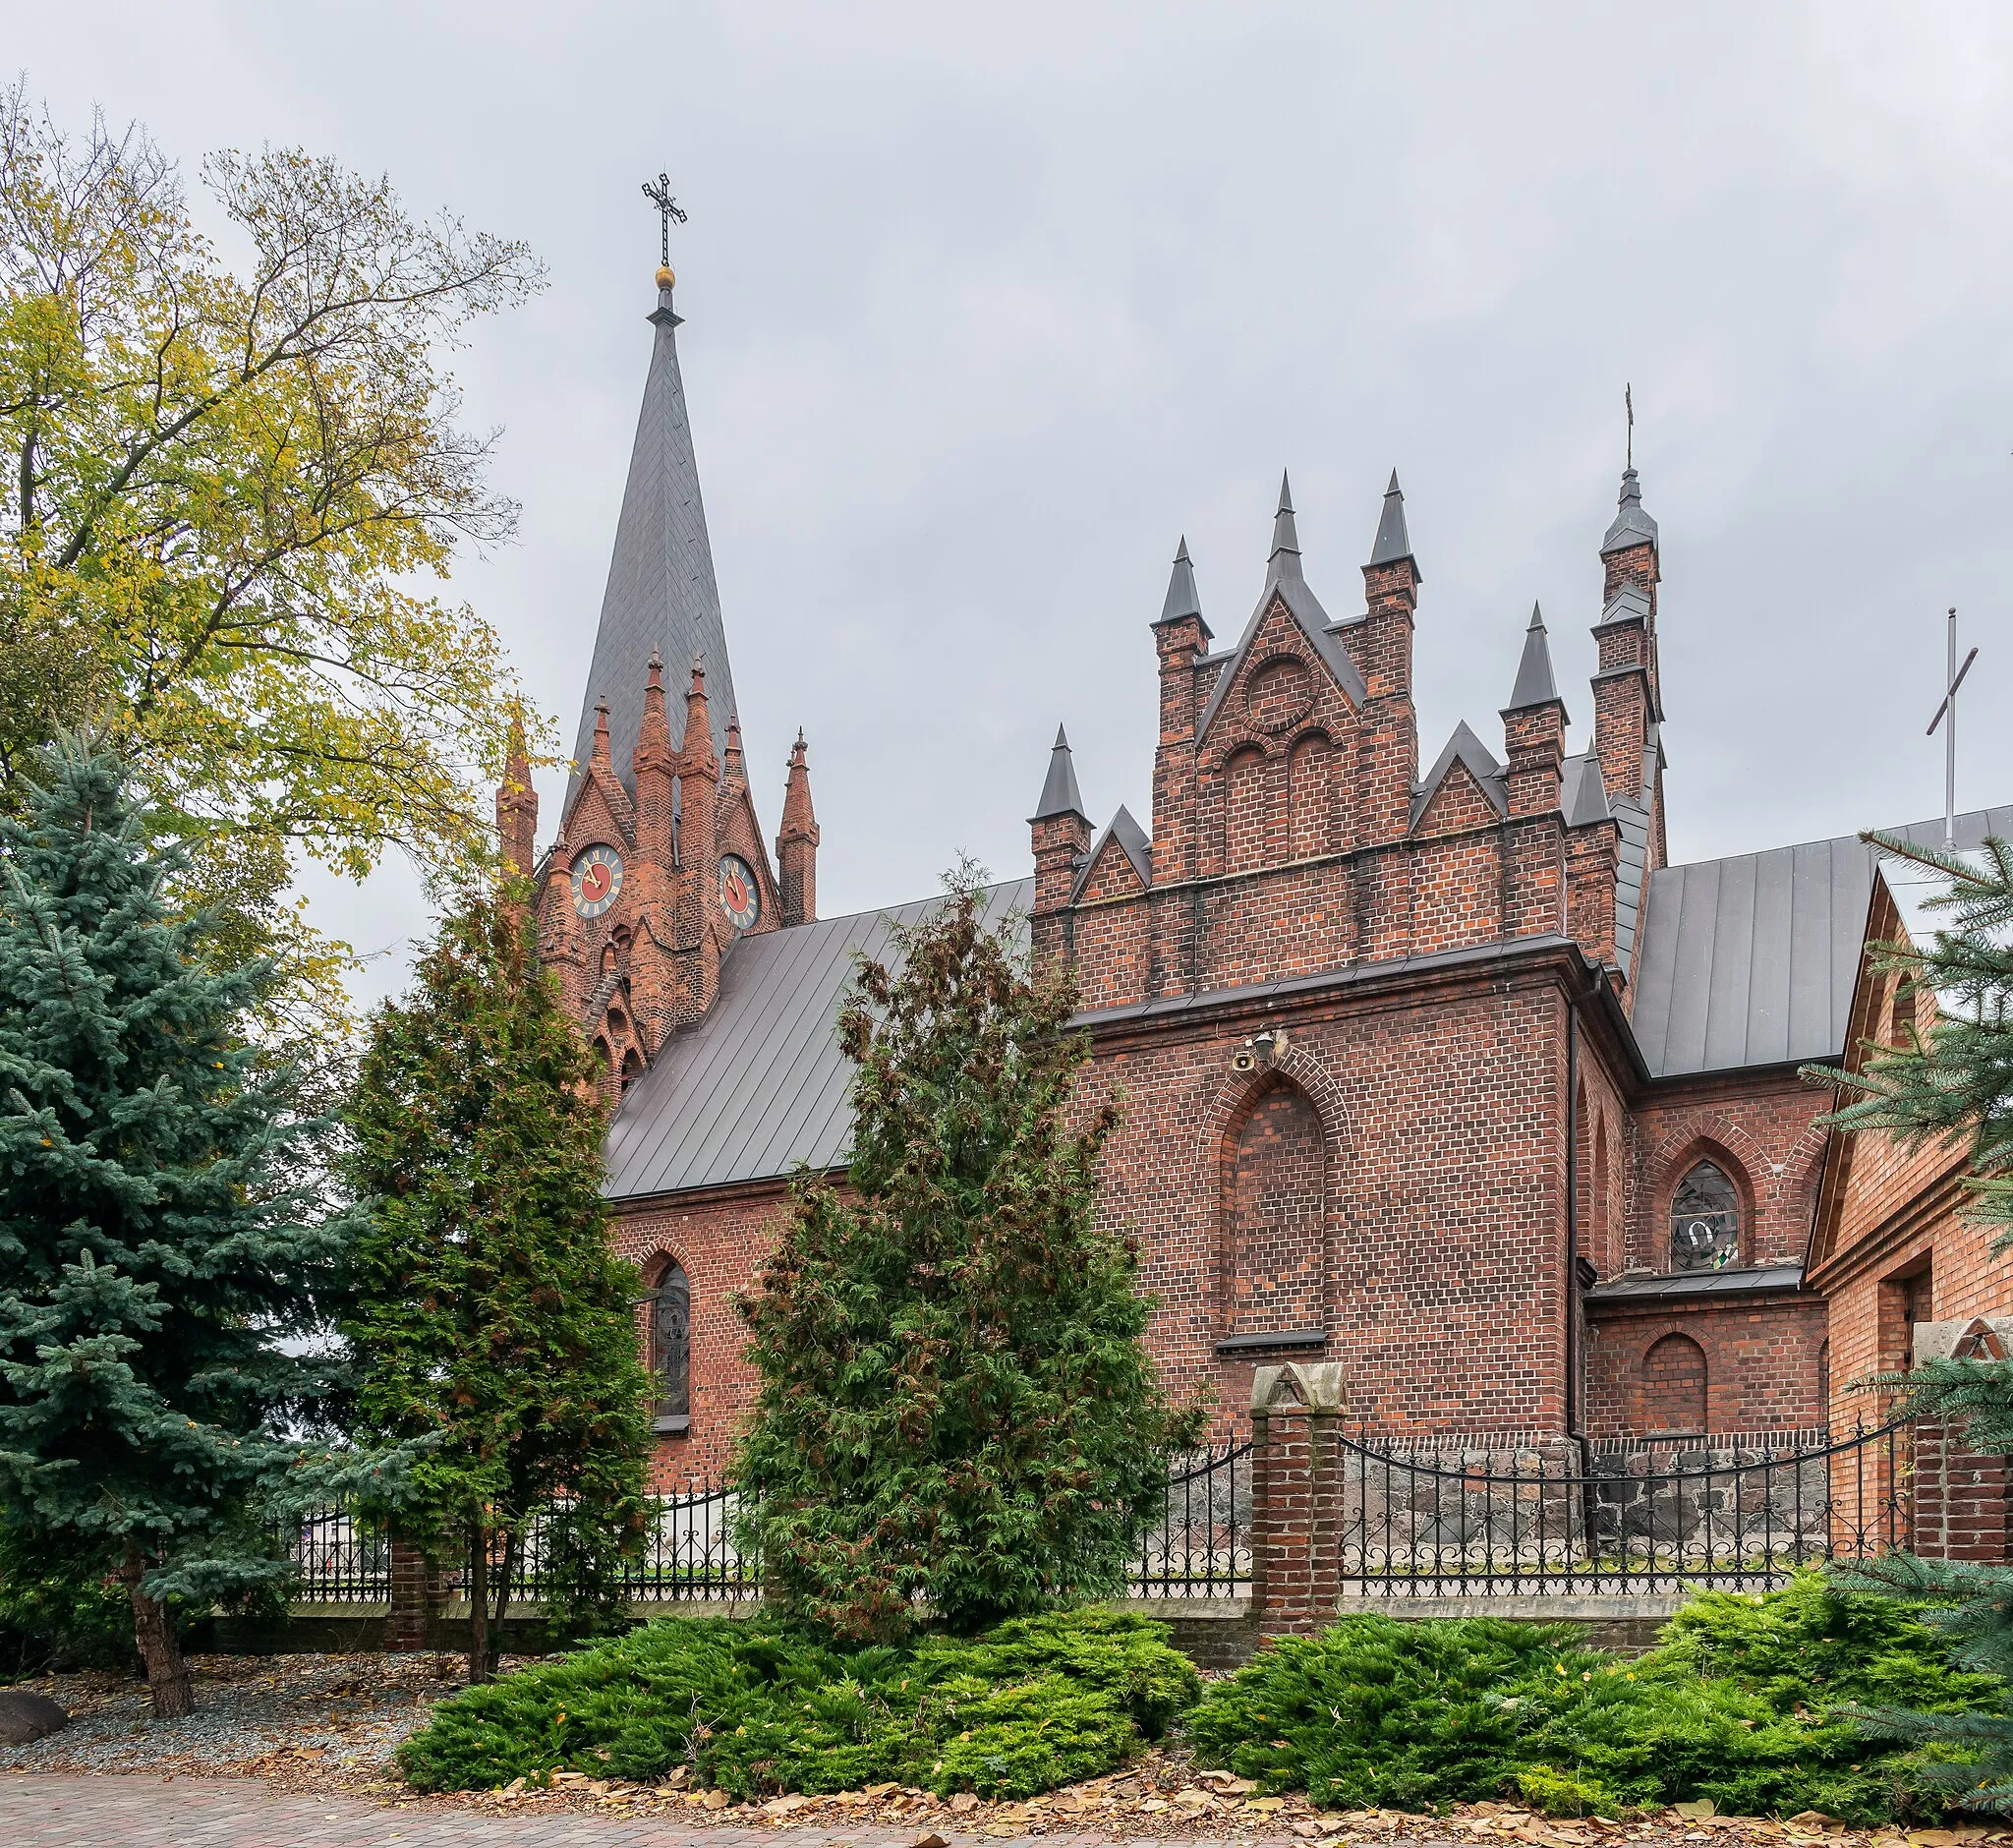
left=566, top=275, right=737, bottom=810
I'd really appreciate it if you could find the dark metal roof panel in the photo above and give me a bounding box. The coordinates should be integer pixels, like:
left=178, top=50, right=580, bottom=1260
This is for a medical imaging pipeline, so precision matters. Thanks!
left=1632, top=805, right=2013, bottom=1079
left=1585, top=1262, right=1805, bottom=1303
left=604, top=879, right=1034, bottom=1199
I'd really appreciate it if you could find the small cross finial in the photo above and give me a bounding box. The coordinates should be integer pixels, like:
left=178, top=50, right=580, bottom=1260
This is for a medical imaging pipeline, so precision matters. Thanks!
left=1625, top=382, right=1634, bottom=472
left=641, top=171, right=688, bottom=269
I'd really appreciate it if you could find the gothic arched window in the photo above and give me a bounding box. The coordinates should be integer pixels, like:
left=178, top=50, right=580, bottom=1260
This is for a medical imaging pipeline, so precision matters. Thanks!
left=652, top=1262, right=691, bottom=1427
left=1669, top=1161, right=1740, bottom=1272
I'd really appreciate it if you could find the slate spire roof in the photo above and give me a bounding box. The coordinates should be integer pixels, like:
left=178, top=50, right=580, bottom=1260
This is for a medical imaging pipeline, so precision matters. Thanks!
left=1504, top=602, right=1564, bottom=713
left=1032, top=724, right=1087, bottom=822
left=1601, top=465, right=1659, bottom=555
left=1368, top=469, right=1418, bottom=577
left=1157, top=536, right=1206, bottom=631
left=566, top=278, right=737, bottom=812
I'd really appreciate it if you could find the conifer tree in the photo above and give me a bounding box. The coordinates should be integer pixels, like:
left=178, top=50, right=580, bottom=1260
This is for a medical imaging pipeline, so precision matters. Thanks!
left=734, top=865, right=1201, bottom=1642
left=343, top=883, right=651, bottom=1684
left=0, top=739, right=360, bottom=1716
left=1811, top=832, right=2013, bottom=1806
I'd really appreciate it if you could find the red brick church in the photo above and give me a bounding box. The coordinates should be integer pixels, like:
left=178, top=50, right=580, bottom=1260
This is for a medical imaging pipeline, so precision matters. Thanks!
left=503, top=263, right=2011, bottom=1483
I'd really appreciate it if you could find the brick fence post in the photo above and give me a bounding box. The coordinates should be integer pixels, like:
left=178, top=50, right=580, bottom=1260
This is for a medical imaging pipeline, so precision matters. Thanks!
left=386, top=1534, right=442, bottom=1651
left=1911, top=1418, right=2011, bottom=1563
left=1249, top=1362, right=1348, bottom=1637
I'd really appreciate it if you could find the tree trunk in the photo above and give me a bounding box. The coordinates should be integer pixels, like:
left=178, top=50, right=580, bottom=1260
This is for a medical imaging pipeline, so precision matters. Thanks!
left=487, top=1529, right=518, bottom=1684
left=121, top=1540, right=194, bottom=1718
left=467, top=1522, right=490, bottom=1687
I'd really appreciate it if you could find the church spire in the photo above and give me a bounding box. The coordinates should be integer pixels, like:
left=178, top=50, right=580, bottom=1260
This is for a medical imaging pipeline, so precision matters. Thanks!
left=565, top=233, right=736, bottom=813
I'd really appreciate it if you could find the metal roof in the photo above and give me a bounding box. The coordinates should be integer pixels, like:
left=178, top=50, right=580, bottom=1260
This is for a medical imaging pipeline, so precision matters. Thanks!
left=1504, top=604, right=1563, bottom=714
left=1032, top=725, right=1086, bottom=822
left=604, top=878, right=1033, bottom=1200
left=1368, top=470, right=1417, bottom=574
left=1600, top=467, right=1659, bottom=555
left=1630, top=804, right=2013, bottom=1078
left=566, top=287, right=737, bottom=812
left=1584, top=1261, right=1806, bottom=1304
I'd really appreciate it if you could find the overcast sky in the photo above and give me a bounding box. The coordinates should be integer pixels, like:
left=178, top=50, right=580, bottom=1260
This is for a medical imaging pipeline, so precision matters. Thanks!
left=16, top=2, right=2013, bottom=1006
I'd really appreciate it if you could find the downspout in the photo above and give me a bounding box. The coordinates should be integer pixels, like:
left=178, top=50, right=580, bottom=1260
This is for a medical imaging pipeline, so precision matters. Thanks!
left=1566, top=990, right=1597, bottom=1563
left=1565, top=992, right=1581, bottom=1439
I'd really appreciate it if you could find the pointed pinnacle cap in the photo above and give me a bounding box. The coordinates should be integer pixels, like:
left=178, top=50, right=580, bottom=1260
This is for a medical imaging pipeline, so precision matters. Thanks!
left=1504, top=601, right=1564, bottom=712
left=1601, top=465, right=1660, bottom=555
left=1267, top=472, right=1303, bottom=579
left=1032, top=723, right=1087, bottom=823
left=1367, top=469, right=1419, bottom=578
left=1157, top=535, right=1205, bottom=626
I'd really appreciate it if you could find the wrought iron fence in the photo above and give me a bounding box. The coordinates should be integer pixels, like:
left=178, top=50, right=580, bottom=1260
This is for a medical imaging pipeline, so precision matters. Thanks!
left=289, top=1505, right=391, bottom=1602
left=1335, top=1418, right=1911, bottom=1598
left=1131, top=1439, right=1252, bottom=1597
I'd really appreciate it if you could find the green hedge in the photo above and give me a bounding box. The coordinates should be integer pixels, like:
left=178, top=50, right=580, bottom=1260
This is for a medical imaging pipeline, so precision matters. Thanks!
left=397, top=1606, right=1199, bottom=1797
left=1185, top=1574, right=2001, bottom=1821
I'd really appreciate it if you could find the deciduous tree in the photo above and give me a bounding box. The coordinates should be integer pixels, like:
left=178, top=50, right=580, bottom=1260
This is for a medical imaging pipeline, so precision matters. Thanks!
left=0, top=83, right=547, bottom=1031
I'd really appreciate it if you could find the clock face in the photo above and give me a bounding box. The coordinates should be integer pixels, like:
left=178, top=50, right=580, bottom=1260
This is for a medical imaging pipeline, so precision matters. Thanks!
left=718, top=853, right=760, bottom=931
left=570, top=844, right=623, bottom=919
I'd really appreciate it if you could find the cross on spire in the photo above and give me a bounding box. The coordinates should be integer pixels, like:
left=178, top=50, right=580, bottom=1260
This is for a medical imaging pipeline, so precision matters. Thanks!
left=1625, top=382, right=1634, bottom=471
left=641, top=171, right=688, bottom=269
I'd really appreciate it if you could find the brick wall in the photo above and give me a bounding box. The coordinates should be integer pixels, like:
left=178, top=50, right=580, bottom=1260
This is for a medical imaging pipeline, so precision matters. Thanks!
left=1582, top=1294, right=1829, bottom=1438
left=610, top=1181, right=790, bottom=1483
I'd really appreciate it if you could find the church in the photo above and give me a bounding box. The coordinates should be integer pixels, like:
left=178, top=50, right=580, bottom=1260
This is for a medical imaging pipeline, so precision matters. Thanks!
left=501, top=258, right=2012, bottom=1486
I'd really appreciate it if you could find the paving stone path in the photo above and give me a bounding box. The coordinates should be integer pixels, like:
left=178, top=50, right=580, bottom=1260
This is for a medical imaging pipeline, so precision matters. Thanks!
left=0, top=1776, right=1326, bottom=1848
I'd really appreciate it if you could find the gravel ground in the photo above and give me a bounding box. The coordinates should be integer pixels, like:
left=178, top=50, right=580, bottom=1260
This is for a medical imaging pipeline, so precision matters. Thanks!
left=5, top=1654, right=2012, bottom=1848
left=0, top=1650, right=469, bottom=1783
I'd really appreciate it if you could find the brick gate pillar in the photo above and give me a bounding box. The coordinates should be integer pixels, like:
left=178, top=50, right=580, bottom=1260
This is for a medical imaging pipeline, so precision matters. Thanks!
left=386, top=1535, right=443, bottom=1651
left=1249, top=1361, right=1348, bottom=1636
left=1911, top=1419, right=2012, bottom=1562
left=1907, top=1321, right=2013, bottom=1565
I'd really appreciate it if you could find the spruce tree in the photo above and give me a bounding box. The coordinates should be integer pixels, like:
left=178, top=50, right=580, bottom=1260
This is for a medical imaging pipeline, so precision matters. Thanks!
left=1811, top=832, right=2013, bottom=1806
left=0, top=739, right=358, bottom=1715
left=343, top=883, right=651, bottom=1684
left=734, top=865, right=1201, bottom=1642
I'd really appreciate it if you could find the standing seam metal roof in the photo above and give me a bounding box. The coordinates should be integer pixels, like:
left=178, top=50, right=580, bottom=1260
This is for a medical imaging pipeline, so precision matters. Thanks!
left=1629, top=805, right=2013, bottom=1078
left=603, top=880, right=1033, bottom=1200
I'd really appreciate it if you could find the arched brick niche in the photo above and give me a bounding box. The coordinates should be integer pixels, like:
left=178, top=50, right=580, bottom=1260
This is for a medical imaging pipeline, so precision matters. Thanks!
left=1219, top=1077, right=1327, bottom=1339
left=1639, top=1332, right=1708, bottom=1433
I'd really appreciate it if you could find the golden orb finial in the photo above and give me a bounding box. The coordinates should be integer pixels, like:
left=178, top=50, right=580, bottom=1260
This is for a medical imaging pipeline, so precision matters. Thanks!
left=655, top=263, right=675, bottom=290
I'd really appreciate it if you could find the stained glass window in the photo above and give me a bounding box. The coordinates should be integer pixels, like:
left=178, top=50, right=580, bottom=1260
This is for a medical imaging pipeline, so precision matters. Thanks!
left=653, top=1263, right=690, bottom=1419
left=1670, top=1161, right=1740, bottom=1272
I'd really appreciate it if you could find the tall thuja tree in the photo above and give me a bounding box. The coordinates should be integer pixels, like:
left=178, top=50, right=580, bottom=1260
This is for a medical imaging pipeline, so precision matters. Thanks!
left=0, top=738, right=363, bottom=1716
left=1810, top=832, right=2013, bottom=1806
left=735, top=864, right=1202, bottom=1642
left=344, top=883, right=650, bottom=1685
